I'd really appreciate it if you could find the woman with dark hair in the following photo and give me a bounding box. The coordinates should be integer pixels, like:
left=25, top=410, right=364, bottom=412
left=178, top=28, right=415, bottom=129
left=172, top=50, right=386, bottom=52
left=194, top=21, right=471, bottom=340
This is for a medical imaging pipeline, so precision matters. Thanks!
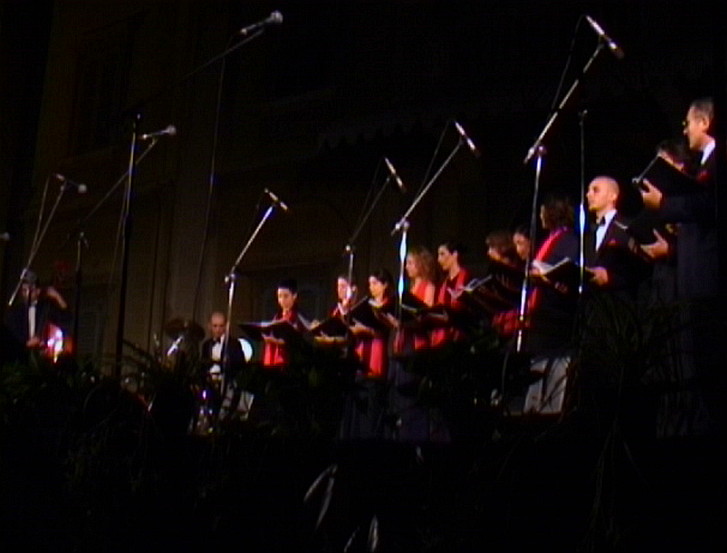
left=343, top=268, right=396, bottom=439
left=431, top=240, right=472, bottom=347
left=489, top=194, right=580, bottom=414
left=486, top=229, right=520, bottom=269
left=539, top=192, right=575, bottom=231
left=493, top=193, right=579, bottom=353
left=351, top=268, right=396, bottom=379
left=332, top=274, right=357, bottom=318
left=262, top=278, right=310, bottom=370
left=513, top=224, right=532, bottom=263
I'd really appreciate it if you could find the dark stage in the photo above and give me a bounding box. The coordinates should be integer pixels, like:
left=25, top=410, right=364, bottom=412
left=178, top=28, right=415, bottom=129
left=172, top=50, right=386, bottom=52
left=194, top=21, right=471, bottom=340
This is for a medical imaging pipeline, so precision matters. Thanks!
left=1, top=1, right=726, bottom=551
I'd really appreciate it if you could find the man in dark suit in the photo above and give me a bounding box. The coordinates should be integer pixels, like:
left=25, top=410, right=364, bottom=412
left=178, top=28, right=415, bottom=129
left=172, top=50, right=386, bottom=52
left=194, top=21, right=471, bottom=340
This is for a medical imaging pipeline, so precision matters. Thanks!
left=2, top=270, right=71, bottom=364
left=195, top=311, right=251, bottom=423
left=585, top=175, right=648, bottom=297
left=200, top=311, right=245, bottom=386
left=640, top=98, right=722, bottom=434
left=640, top=97, right=718, bottom=300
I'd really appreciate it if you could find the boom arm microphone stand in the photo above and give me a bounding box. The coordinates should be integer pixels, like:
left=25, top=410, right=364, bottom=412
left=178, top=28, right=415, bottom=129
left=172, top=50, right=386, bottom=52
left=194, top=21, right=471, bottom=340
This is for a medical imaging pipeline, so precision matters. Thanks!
left=392, top=136, right=464, bottom=316
left=111, top=28, right=272, bottom=375
left=191, top=29, right=269, bottom=323
left=343, top=160, right=394, bottom=304
left=222, top=192, right=285, bottom=395
left=517, top=38, right=607, bottom=353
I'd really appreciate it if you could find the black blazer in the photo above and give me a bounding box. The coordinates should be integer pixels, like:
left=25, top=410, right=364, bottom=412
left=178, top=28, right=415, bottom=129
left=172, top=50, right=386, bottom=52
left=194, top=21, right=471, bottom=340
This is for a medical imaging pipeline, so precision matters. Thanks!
left=585, top=213, right=650, bottom=297
left=200, top=335, right=246, bottom=382
left=658, top=149, right=718, bottom=299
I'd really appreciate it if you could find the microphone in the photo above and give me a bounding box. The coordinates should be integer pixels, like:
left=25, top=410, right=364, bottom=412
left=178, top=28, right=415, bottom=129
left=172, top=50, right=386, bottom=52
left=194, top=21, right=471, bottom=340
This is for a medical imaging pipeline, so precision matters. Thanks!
left=383, top=157, right=406, bottom=192
left=585, top=15, right=625, bottom=59
left=54, top=174, right=88, bottom=194
left=238, top=11, right=283, bottom=36
left=453, top=121, right=481, bottom=158
left=264, top=188, right=289, bottom=212
left=0, top=232, right=9, bottom=242
left=139, top=125, right=177, bottom=140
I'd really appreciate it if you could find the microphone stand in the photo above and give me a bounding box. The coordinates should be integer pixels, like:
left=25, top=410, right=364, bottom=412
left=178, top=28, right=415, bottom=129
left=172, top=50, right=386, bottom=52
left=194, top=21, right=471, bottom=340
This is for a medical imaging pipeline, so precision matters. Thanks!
left=221, top=196, right=283, bottom=396
left=7, top=179, right=72, bottom=307
left=63, top=140, right=161, bottom=244
left=192, top=30, right=268, bottom=322
left=72, top=231, right=88, bottom=357
left=342, top=171, right=395, bottom=297
left=515, top=147, right=545, bottom=353
left=392, top=140, right=464, bottom=315
left=517, top=39, right=607, bottom=353
left=115, top=114, right=141, bottom=375
left=577, top=108, right=588, bottom=295
left=523, top=40, right=606, bottom=165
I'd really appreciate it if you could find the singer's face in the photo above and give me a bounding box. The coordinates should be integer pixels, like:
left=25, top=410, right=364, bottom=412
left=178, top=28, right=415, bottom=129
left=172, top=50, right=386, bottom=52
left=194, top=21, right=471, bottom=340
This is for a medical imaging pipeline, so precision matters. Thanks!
left=336, top=278, right=351, bottom=302
left=368, top=276, right=387, bottom=301
left=437, top=246, right=455, bottom=272
left=21, top=283, right=40, bottom=303
left=405, top=254, right=419, bottom=279
left=513, top=233, right=530, bottom=261
left=683, top=107, right=711, bottom=151
left=277, top=287, right=297, bottom=312
left=586, top=178, right=617, bottom=215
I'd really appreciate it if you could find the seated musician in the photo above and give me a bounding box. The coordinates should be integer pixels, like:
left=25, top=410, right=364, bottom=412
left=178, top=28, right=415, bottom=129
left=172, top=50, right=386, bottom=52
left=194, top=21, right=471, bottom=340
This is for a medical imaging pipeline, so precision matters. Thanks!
left=261, top=278, right=310, bottom=370
left=200, top=311, right=245, bottom=387
left=3, top=270, right=71, bottom=363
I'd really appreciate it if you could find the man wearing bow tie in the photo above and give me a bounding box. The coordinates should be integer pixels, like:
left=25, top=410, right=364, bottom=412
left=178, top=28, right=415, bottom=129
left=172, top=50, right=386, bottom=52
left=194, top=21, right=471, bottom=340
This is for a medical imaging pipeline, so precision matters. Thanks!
left=201, top=311, right=245, bottom=383
left=585, top=176, right=648, bottom=296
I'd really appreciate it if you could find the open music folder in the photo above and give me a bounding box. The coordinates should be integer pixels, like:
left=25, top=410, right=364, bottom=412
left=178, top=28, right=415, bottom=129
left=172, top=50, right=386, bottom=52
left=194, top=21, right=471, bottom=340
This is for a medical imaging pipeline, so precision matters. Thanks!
left=348, top=298, right=394, bottom=334
left=633, top=155, right=699, bottom=196
left=238, top=319, right=307, bottom=344
left=531, top=258, right=595, bottom=291
left=308, top=315, right=350, bottom=339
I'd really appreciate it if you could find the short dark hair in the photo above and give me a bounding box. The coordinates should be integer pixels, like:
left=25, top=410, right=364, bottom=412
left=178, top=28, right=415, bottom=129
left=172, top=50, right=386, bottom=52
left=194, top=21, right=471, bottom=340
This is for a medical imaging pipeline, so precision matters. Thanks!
left=370, top=267, right=394, bottom=288
left=277, top=277, right=298, bottom=294
left=369, top=267, right=395, bottom=301
left=513, top=224, right=530, bottom=238
left=438, top=239, right=467, bottom=257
